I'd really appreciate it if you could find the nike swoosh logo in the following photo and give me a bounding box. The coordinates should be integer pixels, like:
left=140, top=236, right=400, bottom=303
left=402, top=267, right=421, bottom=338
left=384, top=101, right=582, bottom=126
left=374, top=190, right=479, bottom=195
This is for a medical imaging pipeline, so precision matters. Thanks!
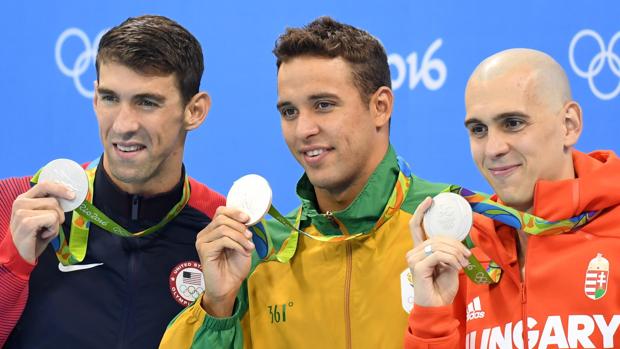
left=58, top=262, right=104, bottom=272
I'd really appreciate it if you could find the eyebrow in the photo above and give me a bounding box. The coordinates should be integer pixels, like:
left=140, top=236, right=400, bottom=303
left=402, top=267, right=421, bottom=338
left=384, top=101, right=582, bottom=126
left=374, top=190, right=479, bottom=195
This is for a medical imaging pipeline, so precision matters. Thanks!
left=308, top=92, right=340, bottom=102
left=96, top=87, right=116, bottom=96
left=277, top=92, right=341, bottom=111
left=96, top=87, right=166, bottom=104
left=276, top=100, right=291, bottom=111
left=133, top=93, right=167, bottom=104
left=464, top=111, right=530, bottom=128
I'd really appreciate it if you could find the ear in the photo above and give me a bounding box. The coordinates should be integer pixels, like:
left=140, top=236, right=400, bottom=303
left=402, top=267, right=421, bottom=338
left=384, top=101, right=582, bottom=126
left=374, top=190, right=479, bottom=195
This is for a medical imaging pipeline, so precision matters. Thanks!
left=562, top=101, right=582, bottom=148
left=183, top=92, right=211, bottom=131
left=369, top=86, right=393, bottom=129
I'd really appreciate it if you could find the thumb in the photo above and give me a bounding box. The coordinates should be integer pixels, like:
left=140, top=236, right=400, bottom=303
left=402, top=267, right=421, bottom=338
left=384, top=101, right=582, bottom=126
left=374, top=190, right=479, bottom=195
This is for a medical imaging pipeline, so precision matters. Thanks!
left=409, top=196, right=433, bottom=246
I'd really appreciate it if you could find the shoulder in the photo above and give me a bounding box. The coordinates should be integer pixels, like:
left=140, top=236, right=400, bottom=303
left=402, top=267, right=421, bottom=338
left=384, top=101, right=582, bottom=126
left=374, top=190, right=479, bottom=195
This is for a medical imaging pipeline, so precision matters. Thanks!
left=187, top=177, right=226, bottom=219
left=401, top=175, right=448, bottom=213
left=0, top=176, right=32, bottom=204
left=0, top=176, right=32, bottom=241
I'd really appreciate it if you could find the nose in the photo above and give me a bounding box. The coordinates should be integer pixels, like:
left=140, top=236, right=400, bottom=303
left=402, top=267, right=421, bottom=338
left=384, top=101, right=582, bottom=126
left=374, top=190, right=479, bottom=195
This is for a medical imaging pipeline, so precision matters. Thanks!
left=484, top=130, right=510, bottom=159
left=294, top=112, right=320, bottom=140
left=111, top=103, right=140, bottom=136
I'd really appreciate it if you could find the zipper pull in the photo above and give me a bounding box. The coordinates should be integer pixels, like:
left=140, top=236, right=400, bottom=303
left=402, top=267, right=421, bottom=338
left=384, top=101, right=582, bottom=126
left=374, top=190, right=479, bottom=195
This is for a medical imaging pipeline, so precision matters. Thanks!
left=324, top=211, right=338, bottom=227
left=131, top=195, right=140, bottom=221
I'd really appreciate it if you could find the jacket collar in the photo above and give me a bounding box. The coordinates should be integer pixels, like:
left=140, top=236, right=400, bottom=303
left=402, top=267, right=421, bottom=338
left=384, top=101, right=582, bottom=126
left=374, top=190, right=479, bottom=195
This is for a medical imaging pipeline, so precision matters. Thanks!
left=295, top=145, right=399, bottom=235
left=92, top=157, right=185, bottom=225
left=473, top=149, right=620, bottom=286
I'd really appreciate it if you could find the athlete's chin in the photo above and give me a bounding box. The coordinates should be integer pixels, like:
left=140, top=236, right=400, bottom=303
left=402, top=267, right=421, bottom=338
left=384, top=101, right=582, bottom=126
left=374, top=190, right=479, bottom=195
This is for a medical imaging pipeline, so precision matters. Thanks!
left=108, top=166, right=151, bottom=186
left=494, top=189, right=533, bottom=212
left=305, top=172, right=350, bottom=194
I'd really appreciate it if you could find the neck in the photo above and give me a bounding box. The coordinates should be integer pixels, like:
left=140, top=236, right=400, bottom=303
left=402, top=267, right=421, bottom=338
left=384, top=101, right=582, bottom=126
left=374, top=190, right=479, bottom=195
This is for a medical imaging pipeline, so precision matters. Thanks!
left=315, top=184, right=363, bottom=212
left=113, top=176, right=180, bottom=197
left=314, top=143, right=389, bottom=213
left=102, top=160, right=183, bottom=197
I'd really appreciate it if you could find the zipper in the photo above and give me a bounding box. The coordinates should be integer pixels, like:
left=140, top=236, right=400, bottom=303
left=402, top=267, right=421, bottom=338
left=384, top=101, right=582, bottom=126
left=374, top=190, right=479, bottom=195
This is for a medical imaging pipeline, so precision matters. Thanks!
left=116, top=239, right=139, bottom=349
left=131, top=195, right=140, bottom=221
left=324, top=210, right=339, bottom=227
left=344, top=241, right=352, bottom=349
left=520, top=233, right=529, bottom=349
left=520, top=281, right=527, bottom=345
left=325, top=211, right=353, bottom=349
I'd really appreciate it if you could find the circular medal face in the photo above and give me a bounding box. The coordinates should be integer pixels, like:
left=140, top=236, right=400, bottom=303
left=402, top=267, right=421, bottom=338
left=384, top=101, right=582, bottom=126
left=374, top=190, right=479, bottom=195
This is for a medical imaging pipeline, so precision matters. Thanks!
left=226, top=174, right=272, bottom=226
left=423, top=192, right=473, bottom=241
left=38, top=159, right=88, bottom=212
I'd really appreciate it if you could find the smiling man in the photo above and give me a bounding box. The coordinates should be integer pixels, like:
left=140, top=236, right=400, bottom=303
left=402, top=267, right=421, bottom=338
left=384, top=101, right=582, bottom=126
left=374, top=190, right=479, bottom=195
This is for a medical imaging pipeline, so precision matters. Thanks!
left=161, top=16, right=446, bottom=349
left=0, top=15, right=224, bottom=348
left=405, top=49, right=620, bottom=348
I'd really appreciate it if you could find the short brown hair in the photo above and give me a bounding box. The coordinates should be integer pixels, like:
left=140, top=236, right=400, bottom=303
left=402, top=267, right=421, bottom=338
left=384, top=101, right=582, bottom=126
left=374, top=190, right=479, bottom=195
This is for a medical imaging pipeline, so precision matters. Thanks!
left=273, top=16, right=391, bottom=104
left=96, top=15, right=203, bottom=104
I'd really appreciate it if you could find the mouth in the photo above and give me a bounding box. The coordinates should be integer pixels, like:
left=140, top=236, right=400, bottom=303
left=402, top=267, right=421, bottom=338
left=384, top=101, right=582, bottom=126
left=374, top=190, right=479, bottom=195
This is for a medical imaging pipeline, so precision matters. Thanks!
left=113, top=142, right=146, bottom=157
left=300, top=146, right=333, bottom=165
left=487, top=164, right=520, bottom=177
left=304, top=148, right=326, bottom=157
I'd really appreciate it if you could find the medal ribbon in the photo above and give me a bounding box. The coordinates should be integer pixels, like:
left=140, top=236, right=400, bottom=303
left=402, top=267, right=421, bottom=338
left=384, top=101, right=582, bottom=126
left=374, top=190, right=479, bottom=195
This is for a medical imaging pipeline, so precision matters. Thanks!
left=249, top=156, right=412, bottom=263
left=32, top=158, right=191, bottom=265
left=442, top=185, right=600, bottom=284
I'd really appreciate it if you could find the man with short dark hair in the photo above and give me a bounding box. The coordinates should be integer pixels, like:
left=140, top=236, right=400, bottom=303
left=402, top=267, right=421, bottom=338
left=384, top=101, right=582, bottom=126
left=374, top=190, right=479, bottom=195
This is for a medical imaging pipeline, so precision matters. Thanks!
left=161, top=16, right=446, bottom=348
left=0, top=15, right=224, bottom=348
left=405, top=48, right=620, bottom=348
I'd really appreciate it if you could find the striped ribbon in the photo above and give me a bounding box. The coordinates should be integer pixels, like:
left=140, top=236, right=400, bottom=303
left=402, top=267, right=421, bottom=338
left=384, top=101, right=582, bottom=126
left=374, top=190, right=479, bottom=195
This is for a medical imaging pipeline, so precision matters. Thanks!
left=249, top=156, right=412, bottom=263
left=32, top=158, right=191, bottom=265
left=443, top=185, right=599, bottom=284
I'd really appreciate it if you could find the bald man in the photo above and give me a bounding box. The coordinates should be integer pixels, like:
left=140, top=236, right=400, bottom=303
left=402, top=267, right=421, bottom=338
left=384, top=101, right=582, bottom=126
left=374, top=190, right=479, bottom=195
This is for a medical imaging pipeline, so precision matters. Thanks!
left=404, top=49, right=620, bottom=348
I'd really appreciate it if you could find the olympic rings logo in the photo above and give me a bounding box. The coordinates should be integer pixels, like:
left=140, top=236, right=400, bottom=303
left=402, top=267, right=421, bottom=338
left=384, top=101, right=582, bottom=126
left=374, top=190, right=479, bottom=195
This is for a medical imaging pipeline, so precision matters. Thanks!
left=55, top=27, right=108, bottom=98
left=569, top=29, right=620, bottom=100
left=179, top=284, right=204, bottom=299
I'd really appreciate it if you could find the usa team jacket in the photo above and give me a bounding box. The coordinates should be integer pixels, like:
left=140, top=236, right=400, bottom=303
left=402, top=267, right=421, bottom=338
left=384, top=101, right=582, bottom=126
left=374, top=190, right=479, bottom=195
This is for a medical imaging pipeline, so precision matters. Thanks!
left=0, top=160, right=225, bottom=348
left=160, top=146, right=447, bottom=348
left=405, top=150, right=620, bottom=349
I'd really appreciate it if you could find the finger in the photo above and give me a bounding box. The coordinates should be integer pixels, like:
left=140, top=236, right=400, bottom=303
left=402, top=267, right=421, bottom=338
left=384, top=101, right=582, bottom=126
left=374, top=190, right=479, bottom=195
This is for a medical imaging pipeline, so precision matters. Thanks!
left=199, top=225, right=255, bottom=250
left=215, top=206, right=250, bottom=224
left=12, top=197, right=66, bottom=224
left=409, top=238, right=469, bottom=268
left=199, top=218, right=253, bottom=245
left=21, top=181, right=76, bottom=201
left=409, top=196, right=433, bottom=246
left=39, top=223, right=60, bottom=240
left=406, top=248, right=421, bottom=270
left=202, top=236, right=253, bottom=259
left=415, top=249, right=464, bottom=275
left=429, top=236, right=472, bottom=259
left=21, top=211, right=61, bottom=240
left=202, top=214, right=249, bottom=238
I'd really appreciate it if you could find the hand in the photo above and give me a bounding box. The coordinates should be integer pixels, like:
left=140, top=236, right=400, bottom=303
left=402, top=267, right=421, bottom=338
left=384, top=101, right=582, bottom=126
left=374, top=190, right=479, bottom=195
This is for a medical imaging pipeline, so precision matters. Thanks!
left=10, top=181, right=74, bottom=264
left=196, top=206, right=255, bottom=317
left=406, top=197, right=471, bottom=307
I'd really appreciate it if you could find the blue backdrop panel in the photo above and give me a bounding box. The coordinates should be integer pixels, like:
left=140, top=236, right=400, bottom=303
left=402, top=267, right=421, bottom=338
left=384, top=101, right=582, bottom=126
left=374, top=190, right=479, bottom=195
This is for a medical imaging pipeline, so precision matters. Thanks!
left=1, top=1, right=618, bottom=212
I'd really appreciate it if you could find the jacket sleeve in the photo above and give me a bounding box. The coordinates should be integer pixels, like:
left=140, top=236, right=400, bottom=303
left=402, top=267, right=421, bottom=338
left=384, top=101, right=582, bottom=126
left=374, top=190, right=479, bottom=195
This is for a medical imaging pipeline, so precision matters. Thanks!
left=159, top=280, right=250, bottom=349
left=0, top=177, right=35, bottom=346
left=404, top=273, right=468, bottom=348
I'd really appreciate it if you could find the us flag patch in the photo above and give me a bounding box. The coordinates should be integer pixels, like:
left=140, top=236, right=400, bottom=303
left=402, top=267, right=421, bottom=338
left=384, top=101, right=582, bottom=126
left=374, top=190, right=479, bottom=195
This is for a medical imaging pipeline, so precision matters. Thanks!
left=169, top=261, right=205, bottom=306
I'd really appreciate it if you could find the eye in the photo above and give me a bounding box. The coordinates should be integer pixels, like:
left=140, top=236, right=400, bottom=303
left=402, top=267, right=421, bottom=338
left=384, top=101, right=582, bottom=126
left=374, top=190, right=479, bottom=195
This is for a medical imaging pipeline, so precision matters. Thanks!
left=315, top=101, right=334, bottom=112
left=280, top=107, right=299, bottom=120
left=100, top=94, right=118, bottom=104
left=467, top=123, right=487, bottom=138
left=503, top=118, right=526, bottom=131
left=138, top=99, right=160, bottom=108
